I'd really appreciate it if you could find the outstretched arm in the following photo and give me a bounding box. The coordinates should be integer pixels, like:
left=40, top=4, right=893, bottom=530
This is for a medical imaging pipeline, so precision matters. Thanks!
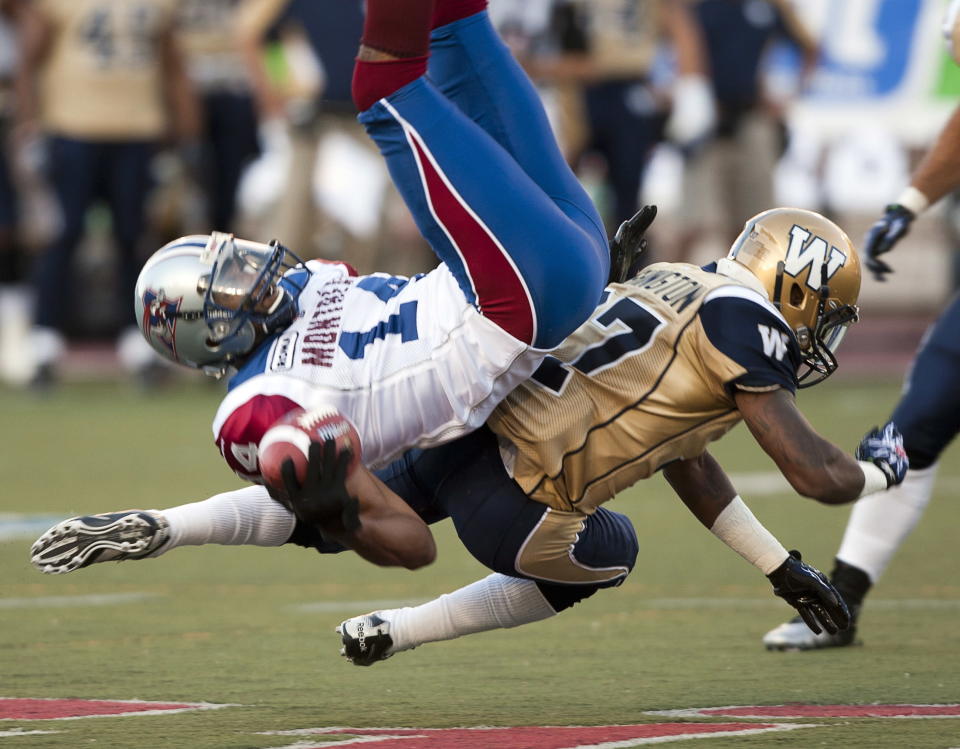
left=663, top=452, right=849, bottom=635
left=735, top=388, right=871, bottom=504
left=663, top=452, right=787, bottom=572
left=863, top=102, right=960, bottom=279
left=906, top=103, right=960, bottom=208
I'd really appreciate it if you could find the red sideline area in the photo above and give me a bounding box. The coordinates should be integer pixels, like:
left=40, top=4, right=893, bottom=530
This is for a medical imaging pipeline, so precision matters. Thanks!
left=0, top=698, right=222, bottom=720
left=260, top=724, right=803, bottom=748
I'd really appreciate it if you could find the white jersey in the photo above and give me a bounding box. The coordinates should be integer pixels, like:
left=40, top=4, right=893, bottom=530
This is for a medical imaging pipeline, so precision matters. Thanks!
left=213, top=259, right=545, bottom=479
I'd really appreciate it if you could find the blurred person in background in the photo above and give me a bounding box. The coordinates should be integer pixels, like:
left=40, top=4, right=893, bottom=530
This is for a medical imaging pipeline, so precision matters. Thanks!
left=0, top=0, right=27, bottom=339
left=14, top=0, right=199, bottom=389
left=173, top=0, right=262, bottom=236
left=673, top=0, right=818, bottom=263
left=527, top=0, right=714, bottom=233
left=236, top=0, right=429, bottom=276
left=762, top=0, right=960, bottom=653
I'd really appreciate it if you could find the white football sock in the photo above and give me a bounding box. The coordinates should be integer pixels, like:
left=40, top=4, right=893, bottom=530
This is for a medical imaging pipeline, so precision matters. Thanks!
left=378, top=573, right=557, bottom=652
left=836, top=463, right=938, bottom=583
left=151, top=485, right=295, bottom=556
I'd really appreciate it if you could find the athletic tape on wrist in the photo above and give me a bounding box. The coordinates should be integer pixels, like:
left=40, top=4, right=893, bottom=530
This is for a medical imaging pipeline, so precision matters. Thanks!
left=858, top=460, right=890, bottom=497
left=896, top=186, right=930, bottom=215
left=709, top=495, right=789, bottom=575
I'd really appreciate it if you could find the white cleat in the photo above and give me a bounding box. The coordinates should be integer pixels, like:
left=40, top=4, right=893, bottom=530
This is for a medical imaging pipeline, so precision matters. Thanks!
left=30, top=510, right=169, bottom=574
left=763, top=615, right=858, bottom=651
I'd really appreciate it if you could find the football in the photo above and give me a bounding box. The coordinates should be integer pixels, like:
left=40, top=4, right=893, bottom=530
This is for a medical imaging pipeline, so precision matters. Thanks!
left=257, top=406, right=362, bottom=495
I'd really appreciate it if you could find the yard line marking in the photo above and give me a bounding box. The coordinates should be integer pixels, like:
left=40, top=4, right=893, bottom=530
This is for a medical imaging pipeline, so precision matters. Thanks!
left=292, top=599, right=430, bottom=613
left=0, top=592, right=161, bottom=609
left=727, top=473, right=960, bottom=496
left=0, top=514, right=70, bottom=540
left=0, top=728, right=60, bottom=736
left=257, top=723, right=817, bottom=748
left=646, top=704, right=960, bottom=720
left=291, top=597, right=960, bottom=613
left=637, top=598, right=960, bottom=611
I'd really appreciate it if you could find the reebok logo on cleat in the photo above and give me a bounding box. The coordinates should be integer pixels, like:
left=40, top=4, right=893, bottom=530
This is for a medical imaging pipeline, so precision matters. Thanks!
left=356, top=620, right=367, bottom=653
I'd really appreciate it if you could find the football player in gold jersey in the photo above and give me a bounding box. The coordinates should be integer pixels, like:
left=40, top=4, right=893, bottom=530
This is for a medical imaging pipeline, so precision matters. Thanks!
left=331, top=205, right=908, bottom=665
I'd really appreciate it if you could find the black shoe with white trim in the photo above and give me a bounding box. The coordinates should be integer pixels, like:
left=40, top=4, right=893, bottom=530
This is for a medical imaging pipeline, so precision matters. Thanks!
left=30, top=510, right=169, bottom=574
left=337, top=613, right=395, bottom=666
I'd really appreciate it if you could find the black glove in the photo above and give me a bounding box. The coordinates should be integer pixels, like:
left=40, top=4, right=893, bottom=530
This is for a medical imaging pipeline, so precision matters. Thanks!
left=608, top=205, right=657, bottom=284
left=855, top=421, right=909, bottom=488
left=862, top=204, right=915, bottom=281
left=273, top=439, right=361, bottom=532
left=767, top=550, right=850, bottom=635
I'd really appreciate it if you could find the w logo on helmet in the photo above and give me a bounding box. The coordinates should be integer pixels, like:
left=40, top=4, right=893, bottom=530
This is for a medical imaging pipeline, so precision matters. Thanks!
left=784, top=225, right=848, bottom=289
left=142, top=289, right=182, bottom=359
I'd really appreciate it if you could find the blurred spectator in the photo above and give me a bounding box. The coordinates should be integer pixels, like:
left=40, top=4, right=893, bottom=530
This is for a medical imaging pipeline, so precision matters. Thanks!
left=235, top=0, right=430, bottom=276
left=528, top=0, right=714, bottom=232
left=174, top=0, right=262, bottom=235
left=14, top=0, right=200, bottom=388
left=0, top=0, right=31, bottom=384
left=0, top=0, right=22, bottom=286
left=674, top=0, right=818, bottom=262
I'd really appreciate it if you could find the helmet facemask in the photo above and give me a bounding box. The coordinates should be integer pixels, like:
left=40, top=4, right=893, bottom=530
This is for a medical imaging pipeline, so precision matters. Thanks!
left=771, top=259, right=859, bottom=388
left=198, top=233, right=307, bottom=368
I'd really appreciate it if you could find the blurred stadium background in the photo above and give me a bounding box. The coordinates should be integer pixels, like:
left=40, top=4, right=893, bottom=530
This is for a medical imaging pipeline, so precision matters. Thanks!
left=0, top=0, right=958, bottom=384
left=2, top=1, right=960, bottom=747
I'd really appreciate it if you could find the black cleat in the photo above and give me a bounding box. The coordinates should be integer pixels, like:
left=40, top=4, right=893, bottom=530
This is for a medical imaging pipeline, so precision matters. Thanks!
left=337, top=613, right=395, bottom=666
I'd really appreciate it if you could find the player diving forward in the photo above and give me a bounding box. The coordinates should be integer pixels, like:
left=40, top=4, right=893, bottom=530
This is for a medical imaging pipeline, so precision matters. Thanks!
left=32, top=207, right=908, bottom=665
left=330, top=206, right=909, bottom=664
left=762, top=0, right=960, bottom=651
left=133, top=0, right=609, bottom=487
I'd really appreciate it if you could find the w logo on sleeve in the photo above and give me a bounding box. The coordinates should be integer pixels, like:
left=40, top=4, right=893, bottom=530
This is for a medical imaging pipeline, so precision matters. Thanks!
left=758, top=324, right=790, bottom=361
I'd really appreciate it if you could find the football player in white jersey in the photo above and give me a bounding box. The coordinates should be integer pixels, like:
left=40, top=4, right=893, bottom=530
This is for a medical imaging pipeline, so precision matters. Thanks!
left=762, top=0, right=960, bottom=651
left=32, top=207, right=908, bottom=668
left=134, top=0, right=610, bottom=485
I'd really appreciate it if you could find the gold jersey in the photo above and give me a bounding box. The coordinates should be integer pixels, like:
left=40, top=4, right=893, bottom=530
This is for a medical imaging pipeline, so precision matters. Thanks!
left=489, top=262, right=800, bottom=512
left=39, top=0, right=178, bottom=140
left=176, top=0, right=269, bottom=91
left=573, top=0, right=664, bottom=78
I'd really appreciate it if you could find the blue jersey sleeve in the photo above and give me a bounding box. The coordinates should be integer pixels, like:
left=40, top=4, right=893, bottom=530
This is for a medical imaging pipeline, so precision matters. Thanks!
left=699, top=291, right=801, bottom=394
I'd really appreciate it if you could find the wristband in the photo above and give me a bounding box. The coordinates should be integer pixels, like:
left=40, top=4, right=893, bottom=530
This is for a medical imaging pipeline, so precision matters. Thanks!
left=709, top=495, right=789, bottom=575
left=858, top=460, right=890, bottom=497
left=895, top=186, right=930, bottom=216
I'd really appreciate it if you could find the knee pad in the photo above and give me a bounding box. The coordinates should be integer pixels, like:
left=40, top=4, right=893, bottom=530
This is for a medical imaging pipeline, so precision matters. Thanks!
left=536, top=580, right=601, bottom=613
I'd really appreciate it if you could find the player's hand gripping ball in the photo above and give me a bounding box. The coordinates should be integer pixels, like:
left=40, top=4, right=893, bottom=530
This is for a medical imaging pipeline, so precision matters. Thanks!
left=258, top=406, right=362, bottom=504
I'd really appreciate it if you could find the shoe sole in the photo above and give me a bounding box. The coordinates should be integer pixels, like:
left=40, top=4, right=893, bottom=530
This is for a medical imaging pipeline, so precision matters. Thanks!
left=764, top=637, right=860, bottom=652
left=31, top=513, right=161, bottom=574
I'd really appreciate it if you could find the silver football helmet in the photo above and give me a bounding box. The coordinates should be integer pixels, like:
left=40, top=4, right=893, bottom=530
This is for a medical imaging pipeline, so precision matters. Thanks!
left=134, top=232, right=308, bottom=376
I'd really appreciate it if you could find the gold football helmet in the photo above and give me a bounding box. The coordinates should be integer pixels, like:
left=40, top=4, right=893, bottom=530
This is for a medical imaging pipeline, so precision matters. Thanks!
left=725, top=207, right=861, bottom=387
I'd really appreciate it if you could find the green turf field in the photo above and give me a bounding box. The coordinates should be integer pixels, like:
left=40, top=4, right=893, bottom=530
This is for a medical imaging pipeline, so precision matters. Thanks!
left=2, top=379, right=959, bottom=748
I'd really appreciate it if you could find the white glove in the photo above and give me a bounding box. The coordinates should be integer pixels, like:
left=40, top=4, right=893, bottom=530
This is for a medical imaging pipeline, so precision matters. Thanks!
left=664, top=74, right=716, bottom=147
left=238, top=119, right=293, bottom=216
